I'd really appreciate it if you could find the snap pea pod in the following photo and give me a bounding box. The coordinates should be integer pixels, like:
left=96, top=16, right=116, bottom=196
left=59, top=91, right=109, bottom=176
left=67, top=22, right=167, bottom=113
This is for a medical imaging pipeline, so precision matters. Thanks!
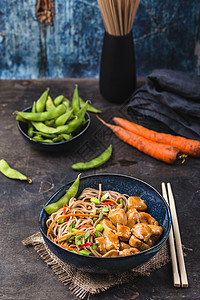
left=72, top=144, right=112, bottom=170
left=45, top=173, right=81, bottom=215
left=14, top=104, right=66, bottom=122
left=0, top=159, right=32, bottom=183
left=31, top=121, right=62, bottom=134
left=54, top=95, right=64, bottom=106
left=72, top=84, right=80, bottom=115
left=46, top=96, right=56, bottom=111
left=57, top=102, right=88, bottom=134
left=55, top=108, right=73, bottom=127
left=79, top=97, right=102, bottom=113
left=36, top=88, right=49, bottom=112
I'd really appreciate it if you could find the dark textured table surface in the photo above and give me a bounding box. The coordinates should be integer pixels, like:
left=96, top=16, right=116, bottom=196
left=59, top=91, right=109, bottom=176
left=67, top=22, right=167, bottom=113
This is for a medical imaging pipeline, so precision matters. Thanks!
left=0, top=79, right=199, bottom=300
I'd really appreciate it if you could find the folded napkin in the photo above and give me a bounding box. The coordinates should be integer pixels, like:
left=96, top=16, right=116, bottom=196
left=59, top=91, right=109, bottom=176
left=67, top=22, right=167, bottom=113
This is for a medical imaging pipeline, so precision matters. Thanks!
left=22, top=233, right=170, bottom=299
left=127, top=69, right=200, bottom=140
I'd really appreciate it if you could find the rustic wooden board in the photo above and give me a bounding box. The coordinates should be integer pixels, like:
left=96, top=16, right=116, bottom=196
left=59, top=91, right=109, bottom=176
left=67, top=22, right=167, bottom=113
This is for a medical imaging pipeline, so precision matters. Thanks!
left=0, top=79, right=199, bottom=299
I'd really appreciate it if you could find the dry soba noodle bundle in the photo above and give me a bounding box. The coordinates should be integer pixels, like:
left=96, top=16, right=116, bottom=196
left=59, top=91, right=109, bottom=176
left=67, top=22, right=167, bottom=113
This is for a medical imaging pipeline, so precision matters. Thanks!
left=97, top=0, right=140, bottom=36
left=46, top=184, right=163, bottom=257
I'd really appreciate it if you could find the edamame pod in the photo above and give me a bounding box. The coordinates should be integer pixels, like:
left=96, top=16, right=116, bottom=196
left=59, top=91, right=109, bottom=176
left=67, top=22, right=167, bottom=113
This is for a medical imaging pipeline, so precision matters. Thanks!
left=54, top=95, right=64, bottom=106
left=55, top=108, right=73, bottom=127
left=14, top=104, right=66, bottom=122
left=0, top=159, right=32, bottom=183
left=46, top=96, right=56, bottom=111
left=63, top=98, right=72, bottom=110
left=36, top=88, right=49, bottom=112
left=72, top=84, right=80, bottom=115
left=57, top=102, right=88, bottom=134
left=31, top=121, right=62, bottom=134
left=45, top=173, right=81, bottom=214
left=72, top=144, right=112, bottom=170
left=79, top=97, right=102, bottom=113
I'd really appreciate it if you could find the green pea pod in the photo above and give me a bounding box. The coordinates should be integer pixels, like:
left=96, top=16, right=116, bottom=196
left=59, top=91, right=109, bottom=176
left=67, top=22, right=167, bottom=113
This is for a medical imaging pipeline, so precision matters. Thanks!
left=55, top=108, right=73, bottom=127
left=46, top=96, right=56, bottom=111
left=72, top=144, right=112, bottom=170
left=79, top=97, right=102, bottom=113
left=31, top=121, right=62, bottom=134
left=14, top=104, right=66, bottom=122
left=45, top=173, right=81, bottom=215
left=72, top=84, right=80, bottom=115
left=36, top=88, right=49, bottom=112
left=54, top=95, right=64, bottom=106
left=0, top=159, right=32, bottom=183
left=57, top=102, right=88, bottom=134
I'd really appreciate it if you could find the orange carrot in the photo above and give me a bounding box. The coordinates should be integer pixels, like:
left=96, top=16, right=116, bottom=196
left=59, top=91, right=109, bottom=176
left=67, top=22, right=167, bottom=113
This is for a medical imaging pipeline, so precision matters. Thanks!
left=97, top=116, right=184, bottom=164
left=54, top=230, right=87, bottom=242
left=113, top=117, right=200, bottom=157
left=58, top=244, right=79, bottom=252
left=78, top=225, right=93, bottom=230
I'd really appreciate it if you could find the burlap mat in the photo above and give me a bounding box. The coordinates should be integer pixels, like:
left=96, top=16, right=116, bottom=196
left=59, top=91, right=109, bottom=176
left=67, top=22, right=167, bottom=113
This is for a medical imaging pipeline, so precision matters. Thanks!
left=22, top=232, right=170, bottom=299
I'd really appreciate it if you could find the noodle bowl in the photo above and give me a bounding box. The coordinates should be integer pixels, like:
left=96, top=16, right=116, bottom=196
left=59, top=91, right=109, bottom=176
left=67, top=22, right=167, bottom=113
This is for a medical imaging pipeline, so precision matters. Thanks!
left=46, top=184, right=163, bottom=258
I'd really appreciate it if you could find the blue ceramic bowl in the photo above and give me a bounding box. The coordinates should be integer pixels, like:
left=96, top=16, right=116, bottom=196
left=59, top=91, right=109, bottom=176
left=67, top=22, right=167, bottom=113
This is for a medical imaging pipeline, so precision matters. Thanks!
left=17, top=106, right=90, bottom=152
left=39, top=174, right=171, bottom=274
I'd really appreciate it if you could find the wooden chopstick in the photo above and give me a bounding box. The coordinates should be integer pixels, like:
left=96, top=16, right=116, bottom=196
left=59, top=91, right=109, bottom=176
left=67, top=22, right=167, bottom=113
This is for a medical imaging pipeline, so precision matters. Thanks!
left=161, top=182, right=188, bottom=287
left=161, top=183, right=181, bottom=287
left=167, top=183, right=188, bottom=287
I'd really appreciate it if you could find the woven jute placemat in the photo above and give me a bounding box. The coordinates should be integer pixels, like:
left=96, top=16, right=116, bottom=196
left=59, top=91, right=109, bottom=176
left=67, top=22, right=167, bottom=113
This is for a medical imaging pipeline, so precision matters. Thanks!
left=22, top=232, right=170, bottom=299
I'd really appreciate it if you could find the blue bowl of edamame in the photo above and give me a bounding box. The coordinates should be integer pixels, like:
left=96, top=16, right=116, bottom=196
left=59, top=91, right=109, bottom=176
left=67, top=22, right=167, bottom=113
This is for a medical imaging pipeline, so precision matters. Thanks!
left=39, top=173, right=171, bottom=274
left=17, top=106, right=91, bottom=152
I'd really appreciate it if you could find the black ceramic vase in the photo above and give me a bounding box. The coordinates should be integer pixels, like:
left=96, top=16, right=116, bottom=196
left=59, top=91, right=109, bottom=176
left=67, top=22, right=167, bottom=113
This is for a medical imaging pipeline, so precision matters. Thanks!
left=99, top=30, right=136, bottom=104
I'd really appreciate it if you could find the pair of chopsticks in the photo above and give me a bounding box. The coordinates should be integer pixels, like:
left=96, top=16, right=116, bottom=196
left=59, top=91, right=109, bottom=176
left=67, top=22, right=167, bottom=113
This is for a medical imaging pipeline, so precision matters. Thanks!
left=161, top=183, right=188, bottom=288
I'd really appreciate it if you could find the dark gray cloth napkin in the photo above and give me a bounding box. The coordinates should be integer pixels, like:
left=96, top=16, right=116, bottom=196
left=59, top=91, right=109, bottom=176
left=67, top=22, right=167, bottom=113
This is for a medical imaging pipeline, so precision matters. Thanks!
left=127, top=69, right=200, bottom=139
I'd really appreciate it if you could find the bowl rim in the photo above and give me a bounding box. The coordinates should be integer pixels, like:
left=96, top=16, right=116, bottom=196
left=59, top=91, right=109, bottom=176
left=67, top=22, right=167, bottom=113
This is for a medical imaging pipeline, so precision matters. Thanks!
left=39, top=173, right=171, bottom=259
left=17, top=105, right=91, bottom=146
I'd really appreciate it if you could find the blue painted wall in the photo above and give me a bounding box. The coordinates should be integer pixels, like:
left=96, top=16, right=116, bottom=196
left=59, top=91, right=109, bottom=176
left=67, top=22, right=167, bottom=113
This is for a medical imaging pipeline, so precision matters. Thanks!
left=0, top=0, right=199, bottom=79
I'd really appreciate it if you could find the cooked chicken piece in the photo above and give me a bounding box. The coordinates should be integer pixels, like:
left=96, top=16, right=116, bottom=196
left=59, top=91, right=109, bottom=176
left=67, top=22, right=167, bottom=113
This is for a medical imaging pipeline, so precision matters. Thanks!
left=119, top=247, right=140, bottom=256
left=100, top=219, right=117, bottom=235
left=102, top=250, right=119, bottom=257
left=129, top=234, right=142, bottom=248
left=146, top=225, right=163, bottom=246
left=139, top=212, right=159, bottom=225
left=131, top=223, right=152, bottom=243
left=104, top=231, right=120, bottom=251
left=117, top=224, right=131, bottom=241
left=148, top=225, right=163, bottom=235
left=95, top=237, right=107, bottom=254
left=127, top=196, right=147, bottom=211
left=126, top=208, right=141, bottom=228
left=119, top=242, right=131, bottom=250
left=108, top=208, right=127, bottom=226
left=129, top=234, right=150, bottom=251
